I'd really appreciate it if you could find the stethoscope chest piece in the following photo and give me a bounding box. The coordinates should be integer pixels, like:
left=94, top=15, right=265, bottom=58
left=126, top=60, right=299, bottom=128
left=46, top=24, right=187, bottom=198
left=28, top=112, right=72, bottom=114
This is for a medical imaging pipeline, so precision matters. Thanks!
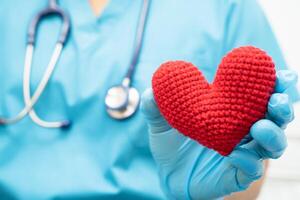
left=105, top=0, right=151, bottom=120
left=105, top=85, right=130, bottom=110
left=106, top=86, right=140, bottom=120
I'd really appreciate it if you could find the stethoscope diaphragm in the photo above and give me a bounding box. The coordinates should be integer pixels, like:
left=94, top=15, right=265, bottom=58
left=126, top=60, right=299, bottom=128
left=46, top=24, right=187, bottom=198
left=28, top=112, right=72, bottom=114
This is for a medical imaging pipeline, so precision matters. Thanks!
left=106, top=87, right=140, bottom=120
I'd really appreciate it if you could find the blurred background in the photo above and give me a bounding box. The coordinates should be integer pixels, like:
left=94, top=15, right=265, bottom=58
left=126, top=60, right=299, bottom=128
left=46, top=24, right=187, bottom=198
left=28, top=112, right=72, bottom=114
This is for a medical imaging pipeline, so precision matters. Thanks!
left=258, top=0, right=300, bottom=199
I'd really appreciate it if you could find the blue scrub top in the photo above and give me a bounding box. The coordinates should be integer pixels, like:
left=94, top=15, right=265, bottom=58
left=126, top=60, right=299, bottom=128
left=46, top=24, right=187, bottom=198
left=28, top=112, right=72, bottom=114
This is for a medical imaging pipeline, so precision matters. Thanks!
left=0, top=0, right=298, bottom=199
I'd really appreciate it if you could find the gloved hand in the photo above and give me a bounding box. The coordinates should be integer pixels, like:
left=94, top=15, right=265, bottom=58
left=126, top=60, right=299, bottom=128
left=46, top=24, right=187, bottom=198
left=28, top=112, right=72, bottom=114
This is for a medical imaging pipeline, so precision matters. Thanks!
left=141, top=70, right=297, bottom=200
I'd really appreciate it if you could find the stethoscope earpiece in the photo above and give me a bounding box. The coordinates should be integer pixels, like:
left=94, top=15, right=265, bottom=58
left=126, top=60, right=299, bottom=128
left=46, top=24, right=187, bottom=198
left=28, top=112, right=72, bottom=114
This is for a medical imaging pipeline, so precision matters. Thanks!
left=60, top=121, right=72, bottom=130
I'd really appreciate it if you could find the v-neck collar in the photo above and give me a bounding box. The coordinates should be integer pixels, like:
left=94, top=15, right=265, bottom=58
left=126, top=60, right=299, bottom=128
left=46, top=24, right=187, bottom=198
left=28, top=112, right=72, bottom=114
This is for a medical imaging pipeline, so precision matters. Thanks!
left=62, top=0, right=132, bottom=28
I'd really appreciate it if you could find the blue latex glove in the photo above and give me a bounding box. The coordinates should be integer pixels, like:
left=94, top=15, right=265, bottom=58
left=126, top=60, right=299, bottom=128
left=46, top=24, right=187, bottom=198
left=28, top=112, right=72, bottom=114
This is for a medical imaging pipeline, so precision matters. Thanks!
left=141, top=70, right=297, bottom=200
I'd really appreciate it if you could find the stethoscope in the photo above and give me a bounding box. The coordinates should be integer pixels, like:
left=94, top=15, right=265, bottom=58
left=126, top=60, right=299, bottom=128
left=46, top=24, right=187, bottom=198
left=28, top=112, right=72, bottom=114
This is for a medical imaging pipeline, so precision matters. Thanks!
left=0, top=0, right=151, bottom=129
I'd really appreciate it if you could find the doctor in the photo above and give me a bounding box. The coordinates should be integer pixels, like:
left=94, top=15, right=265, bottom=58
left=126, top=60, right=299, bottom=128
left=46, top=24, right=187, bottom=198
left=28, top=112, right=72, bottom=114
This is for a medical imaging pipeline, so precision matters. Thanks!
left=0, top=0, right=298, bottom=199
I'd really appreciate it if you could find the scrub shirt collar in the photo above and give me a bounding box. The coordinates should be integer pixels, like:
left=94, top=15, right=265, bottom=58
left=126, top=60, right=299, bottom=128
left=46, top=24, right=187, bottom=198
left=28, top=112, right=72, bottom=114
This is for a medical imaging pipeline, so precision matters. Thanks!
left=61, top=0, right=132, bottom=27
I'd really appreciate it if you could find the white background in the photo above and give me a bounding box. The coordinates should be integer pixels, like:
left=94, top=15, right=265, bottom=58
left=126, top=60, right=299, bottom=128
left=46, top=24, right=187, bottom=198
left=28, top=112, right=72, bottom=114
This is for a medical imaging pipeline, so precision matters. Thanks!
left=258, top=0, right=300, bottom=199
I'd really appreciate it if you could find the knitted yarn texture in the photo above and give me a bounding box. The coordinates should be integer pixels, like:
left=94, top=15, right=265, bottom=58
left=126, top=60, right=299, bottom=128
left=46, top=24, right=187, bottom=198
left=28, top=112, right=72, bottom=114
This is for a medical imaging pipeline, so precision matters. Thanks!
left=152, top=46, right=276, bottom=156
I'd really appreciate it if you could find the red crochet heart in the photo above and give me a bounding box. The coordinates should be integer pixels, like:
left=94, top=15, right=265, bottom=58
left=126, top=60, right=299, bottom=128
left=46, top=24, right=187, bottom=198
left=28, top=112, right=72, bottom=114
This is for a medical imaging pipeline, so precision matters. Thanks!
left=152, top=46, right=276, bottom=156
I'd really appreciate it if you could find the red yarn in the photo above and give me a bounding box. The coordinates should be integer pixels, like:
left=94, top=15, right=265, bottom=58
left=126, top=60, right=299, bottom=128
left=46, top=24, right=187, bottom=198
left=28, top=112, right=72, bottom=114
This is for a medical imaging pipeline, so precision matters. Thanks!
left=152, top=46, right=276, bottom=156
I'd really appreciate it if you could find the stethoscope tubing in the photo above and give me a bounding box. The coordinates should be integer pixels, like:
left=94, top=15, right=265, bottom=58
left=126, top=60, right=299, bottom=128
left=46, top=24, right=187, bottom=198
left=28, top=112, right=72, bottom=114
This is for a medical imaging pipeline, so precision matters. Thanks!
left=0, top=0, right=70, bottom=128
left=124, top=0, right=151, bottom=82
left=0, top=0, right=151, bottom=127
left=105, top=0, right=151, bottom=116
left=23, top=44, right=70, bottom=128
left=0, top=0, right=71, bottom=128
left=0, top=43, right=69, bottom=128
